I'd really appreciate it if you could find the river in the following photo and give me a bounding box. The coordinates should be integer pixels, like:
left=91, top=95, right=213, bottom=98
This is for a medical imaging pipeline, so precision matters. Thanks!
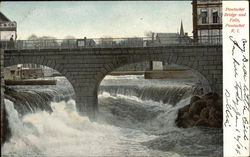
left=1, top=75, right=223, bottom=157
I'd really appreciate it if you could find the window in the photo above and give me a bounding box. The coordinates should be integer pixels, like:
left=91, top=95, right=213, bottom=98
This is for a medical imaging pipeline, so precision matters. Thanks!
left=10, top=70, right=15, bottom=74
left=201, top=10, right=207, bottom=24
left=213, top=11, right=219, bottom=23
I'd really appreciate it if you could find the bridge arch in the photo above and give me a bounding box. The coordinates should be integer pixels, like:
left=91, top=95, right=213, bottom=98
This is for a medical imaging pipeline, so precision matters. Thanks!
left=95, top=54, right=211, bottom=92
left=90, top=54, right=215, bottom=118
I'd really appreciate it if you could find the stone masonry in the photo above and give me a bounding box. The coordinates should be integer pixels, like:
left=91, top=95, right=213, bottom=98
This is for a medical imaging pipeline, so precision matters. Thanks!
left=1, top=49, right=7, bottom=145
left=3, top=45, right=222, bottom=119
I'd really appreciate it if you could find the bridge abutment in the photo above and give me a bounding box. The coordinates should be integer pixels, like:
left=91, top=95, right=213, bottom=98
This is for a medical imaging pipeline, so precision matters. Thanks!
left=1, top=49, right=11, bottom=146
left=1, top=48, right=5, bottom=145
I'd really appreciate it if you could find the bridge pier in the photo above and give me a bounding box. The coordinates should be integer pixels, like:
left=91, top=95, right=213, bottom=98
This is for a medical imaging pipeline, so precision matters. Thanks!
left=75, top=95, right=98, bottom=120
left=73, top=82, right=99, bottom=120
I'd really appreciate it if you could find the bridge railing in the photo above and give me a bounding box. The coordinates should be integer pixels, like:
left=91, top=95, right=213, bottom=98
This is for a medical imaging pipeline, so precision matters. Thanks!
left=0, top=35, right=222, bottom=50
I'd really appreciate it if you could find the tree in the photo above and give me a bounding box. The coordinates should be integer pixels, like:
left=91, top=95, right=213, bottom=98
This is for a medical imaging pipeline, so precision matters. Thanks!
left=27, top=34, right=56, bottom=40
left=100, top=37, right=114, bottom=47
left=27, top=34, right=38, bottom=40
left=144, top=31, right=155, bottom=46
left=144, top=31, right=154, bottom=38
left=26, top=34, right=58, bottom=48
left=61, top=36, right=76, bottom=48
left=64, top=36, right=75, bottom=39
left=38, top=36, right=56, bottom=40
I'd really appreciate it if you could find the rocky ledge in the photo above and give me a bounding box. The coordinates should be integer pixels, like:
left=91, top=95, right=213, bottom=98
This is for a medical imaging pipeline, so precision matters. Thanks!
left=175, top=92, right=222, bottom=128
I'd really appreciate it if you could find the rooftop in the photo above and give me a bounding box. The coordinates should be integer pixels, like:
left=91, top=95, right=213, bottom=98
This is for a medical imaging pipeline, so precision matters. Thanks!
left=0, top=12, right=11, bottom=23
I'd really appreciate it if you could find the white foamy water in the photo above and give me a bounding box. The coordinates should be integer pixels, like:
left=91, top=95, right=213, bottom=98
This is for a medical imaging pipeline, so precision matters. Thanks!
left=2, top=76, right=222, bottom=157
left=2, top=99, right=180, bottom=157
left=98, top=91, right=192, bottom=134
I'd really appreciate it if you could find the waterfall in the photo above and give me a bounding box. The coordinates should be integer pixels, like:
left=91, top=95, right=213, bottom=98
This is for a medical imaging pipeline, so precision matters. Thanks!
left=99, top=85, right=195, bottom=105
left=1, top=75, right=222, bottom=157
left=4, top=77, right=75, bottom=116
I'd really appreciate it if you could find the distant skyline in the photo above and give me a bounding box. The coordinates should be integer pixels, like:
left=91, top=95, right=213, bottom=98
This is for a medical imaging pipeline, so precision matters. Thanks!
left=1, top=1, right=193, bottom=40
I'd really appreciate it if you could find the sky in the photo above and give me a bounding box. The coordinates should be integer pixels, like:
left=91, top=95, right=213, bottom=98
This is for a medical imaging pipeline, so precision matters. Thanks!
left=0, top=1, right=193, bottom=40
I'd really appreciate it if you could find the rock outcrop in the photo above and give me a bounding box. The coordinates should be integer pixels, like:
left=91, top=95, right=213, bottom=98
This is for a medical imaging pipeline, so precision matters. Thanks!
left=175, top=92, right=222, bottom=128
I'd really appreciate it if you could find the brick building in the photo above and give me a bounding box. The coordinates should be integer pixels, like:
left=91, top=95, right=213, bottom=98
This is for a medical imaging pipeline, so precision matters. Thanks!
left=192, top=0, right=222, bottom=44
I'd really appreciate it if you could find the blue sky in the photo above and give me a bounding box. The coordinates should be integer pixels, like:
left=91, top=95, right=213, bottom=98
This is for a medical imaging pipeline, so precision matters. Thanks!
left=1, top=1, right=193, bottom=39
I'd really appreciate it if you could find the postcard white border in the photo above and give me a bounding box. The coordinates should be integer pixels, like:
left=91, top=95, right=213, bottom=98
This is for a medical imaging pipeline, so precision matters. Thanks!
left=223, top=1, right=249, bottom=157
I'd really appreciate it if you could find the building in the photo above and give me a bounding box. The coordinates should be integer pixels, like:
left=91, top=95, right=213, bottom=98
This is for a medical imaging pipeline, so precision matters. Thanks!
left=153, top=21, right=192, bottom=46
left=1, top=12, right=45, bottom=76
left=0, top=12, right=17, bottom=49
left=19, top=68, right=44, bottom=79
left=155, top=33, right=180, bottom=45
left=119, top=38, right=144, bottom=47
left=0, top=12, right=17, bottom=40
left=146, top=21, right=192, bottom=70
left=192, top=0, right=222, bottom=44
left=4, top=65, right=22, bottom=80
left=76, top=38, right=96, bottom=48
left=4, top=65, right=44, bottom=80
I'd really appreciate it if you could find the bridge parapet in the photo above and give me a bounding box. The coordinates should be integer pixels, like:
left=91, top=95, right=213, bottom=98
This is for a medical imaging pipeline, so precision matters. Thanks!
left=0, top=35, right=222, bottom=50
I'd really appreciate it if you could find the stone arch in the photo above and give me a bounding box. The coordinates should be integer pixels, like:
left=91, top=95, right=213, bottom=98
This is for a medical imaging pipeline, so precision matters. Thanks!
left=91, top=54, right=213, bottom=116
left=4, top=55, right=77, bottom=98
left=95, top=54, right=211, bottom=94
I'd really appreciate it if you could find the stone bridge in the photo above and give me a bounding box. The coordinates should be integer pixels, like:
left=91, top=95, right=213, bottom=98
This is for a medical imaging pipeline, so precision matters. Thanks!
left=3, top=45, right=222, bottom=119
